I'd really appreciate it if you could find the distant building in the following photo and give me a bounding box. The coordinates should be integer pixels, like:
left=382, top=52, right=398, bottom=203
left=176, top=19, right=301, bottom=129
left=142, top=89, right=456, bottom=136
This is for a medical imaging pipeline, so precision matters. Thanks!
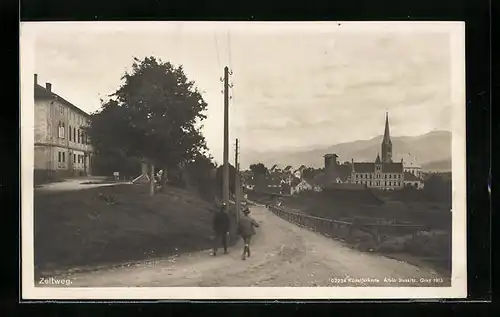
left=290, top=178, right=312, bottom=195
left=403, top=171, right=425, bottom=189
left=292, top=165, right=307, bottom=178
left=349, top=113, right=425, bottom=190
left=403, top=156, right=423, bottom=179
left=319, top=113, right=424, bottom=191
left=34, top=74, right=94, bottom=183
left=348, top=113, right=404, bottom=190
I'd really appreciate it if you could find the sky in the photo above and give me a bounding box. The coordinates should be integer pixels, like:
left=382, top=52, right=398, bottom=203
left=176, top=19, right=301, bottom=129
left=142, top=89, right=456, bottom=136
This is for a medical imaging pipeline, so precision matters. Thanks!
left=29, top=22, right=460, bottom=166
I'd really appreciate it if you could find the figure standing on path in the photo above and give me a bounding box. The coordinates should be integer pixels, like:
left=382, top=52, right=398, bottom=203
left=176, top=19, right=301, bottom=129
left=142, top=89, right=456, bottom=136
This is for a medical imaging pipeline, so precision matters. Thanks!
left=238, top=206, right=260, bottom=260
left=212, top=202, right=230, bottom=256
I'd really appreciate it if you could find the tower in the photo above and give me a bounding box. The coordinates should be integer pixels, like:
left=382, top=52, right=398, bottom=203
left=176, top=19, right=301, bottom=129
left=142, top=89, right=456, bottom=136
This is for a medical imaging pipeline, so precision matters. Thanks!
left=381, top=112, right=393, bottom=163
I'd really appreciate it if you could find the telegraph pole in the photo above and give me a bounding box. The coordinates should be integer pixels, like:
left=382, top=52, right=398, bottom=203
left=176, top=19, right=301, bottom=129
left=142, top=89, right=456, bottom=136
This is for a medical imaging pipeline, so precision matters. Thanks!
left=222, top=66, right=230, bottom=207
left=234, top=138, right=240, bottom=223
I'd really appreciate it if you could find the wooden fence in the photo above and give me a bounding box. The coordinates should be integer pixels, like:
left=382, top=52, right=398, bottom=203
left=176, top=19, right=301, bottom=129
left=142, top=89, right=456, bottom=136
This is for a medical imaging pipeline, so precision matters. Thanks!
left=267, top=205, right=428, bottom=247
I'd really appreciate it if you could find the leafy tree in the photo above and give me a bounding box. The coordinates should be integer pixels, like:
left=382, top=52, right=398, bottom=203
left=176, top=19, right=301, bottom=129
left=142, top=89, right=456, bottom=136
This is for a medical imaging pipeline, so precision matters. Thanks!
left=185, top=153, right=217, bottom=201
left=85, top=56, right=210, bottom=194
left=302, top=167, right=323, bottom=179
left=215, top=164, right=237, bottom=198
left=249, top=163, right=268, bottom=177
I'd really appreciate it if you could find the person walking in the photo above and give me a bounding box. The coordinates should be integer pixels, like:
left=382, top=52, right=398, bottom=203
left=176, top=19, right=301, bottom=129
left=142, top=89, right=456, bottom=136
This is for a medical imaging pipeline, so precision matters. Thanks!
left=212, top=202, right=230, bottom=256
left=238, top=206, right=260, bottom=260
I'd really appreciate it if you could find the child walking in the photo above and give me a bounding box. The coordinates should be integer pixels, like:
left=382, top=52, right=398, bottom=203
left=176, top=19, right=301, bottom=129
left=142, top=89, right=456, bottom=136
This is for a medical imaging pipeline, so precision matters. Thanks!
left=238, top=207, right=260, bottom=260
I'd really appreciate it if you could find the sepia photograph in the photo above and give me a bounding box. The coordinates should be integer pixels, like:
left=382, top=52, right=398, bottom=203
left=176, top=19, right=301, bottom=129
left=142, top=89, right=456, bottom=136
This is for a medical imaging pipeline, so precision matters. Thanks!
left=20, top=21, right=466, bottom=299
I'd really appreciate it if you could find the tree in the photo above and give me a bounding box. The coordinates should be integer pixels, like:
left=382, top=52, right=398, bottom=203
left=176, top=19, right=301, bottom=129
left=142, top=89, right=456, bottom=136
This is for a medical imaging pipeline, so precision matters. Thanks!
left=85, top=56, right=209, bottom=195
left=185, top=152, right=217, bottom=201
left=423, top=172, right=452, bottom=203
left=215, top=164, right=236, bottom=199
left=249, top=163, right=268, bottom=177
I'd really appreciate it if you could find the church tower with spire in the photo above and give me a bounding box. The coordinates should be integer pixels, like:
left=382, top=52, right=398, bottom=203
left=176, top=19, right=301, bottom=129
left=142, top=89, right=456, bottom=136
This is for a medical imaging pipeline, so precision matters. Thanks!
left=381, top=112, right=393, bottom=163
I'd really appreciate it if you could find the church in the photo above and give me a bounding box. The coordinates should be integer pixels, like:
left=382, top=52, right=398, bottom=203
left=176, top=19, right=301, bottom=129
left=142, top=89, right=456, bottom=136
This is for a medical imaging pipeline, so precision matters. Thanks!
left=349, top=113, right=406, bottom=190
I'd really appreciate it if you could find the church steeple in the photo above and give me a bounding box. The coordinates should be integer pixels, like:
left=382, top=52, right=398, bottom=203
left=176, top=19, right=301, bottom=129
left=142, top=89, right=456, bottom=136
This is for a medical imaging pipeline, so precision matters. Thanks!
left=383, top=112, right=391, bottom=144
left=381, top=112, right=393, bottom=163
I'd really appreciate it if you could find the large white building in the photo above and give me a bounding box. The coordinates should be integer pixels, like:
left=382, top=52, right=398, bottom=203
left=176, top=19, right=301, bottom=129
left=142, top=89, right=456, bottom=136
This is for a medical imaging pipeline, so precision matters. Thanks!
left=348, top=113, right=424, bottom=190
left=34, top=74, right=94, bottom=184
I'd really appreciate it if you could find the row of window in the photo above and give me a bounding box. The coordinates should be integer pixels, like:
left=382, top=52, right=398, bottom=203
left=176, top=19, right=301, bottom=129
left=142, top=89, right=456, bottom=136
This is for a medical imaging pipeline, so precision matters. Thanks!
left=355, top=173, right=402, bottom=180
left=356, top=180, right=402, bottom=187
left=57, top=122, right=89, bottom=144
left=57, top=151, right=86, bottom=164
left=58, top=105, right=87, bottom=125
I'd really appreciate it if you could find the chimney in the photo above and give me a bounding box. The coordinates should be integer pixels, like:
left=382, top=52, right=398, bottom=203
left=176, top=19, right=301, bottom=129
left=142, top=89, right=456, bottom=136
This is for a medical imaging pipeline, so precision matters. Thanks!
left=34, top=74, right=38, bottom=86
left=46, top=83, right=52, bottom=92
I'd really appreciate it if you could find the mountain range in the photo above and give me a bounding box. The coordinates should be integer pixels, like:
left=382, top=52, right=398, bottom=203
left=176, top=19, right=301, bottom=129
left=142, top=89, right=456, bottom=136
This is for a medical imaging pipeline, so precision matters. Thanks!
left=240, top=130, right=452, bottom=172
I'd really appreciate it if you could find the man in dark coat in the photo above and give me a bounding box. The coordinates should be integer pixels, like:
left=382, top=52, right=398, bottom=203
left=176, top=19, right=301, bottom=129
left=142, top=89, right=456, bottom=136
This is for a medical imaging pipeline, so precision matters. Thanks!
left=212, top=202, right=230, bottom=256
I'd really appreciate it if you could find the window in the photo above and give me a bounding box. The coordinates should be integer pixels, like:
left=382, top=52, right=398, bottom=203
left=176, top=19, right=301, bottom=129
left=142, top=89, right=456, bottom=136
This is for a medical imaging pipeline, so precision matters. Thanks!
left=73, top=127, right=76, bottom=141
left=58, top=152, right=61, bottom=163
left=69, top=125, right=72, bottom=141
left=62, top=152, right=65, bottom=162
left=77, top=129, right=80, bottom=143
left=58, top=122, right=65, bottom=139
left=73, top=154, right=76, bottom=163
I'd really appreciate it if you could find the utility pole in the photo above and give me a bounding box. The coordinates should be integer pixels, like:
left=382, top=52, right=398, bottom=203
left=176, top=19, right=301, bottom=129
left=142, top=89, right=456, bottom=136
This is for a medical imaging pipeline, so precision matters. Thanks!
left=235, top=138, right=240, bottom=223
left=222, top=66, right=230, bottom=207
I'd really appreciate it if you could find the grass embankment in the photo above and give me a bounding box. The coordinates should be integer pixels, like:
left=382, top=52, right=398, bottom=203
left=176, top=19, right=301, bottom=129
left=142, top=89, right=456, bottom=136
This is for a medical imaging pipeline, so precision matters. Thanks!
left=34, top=184, right=238, bottom=277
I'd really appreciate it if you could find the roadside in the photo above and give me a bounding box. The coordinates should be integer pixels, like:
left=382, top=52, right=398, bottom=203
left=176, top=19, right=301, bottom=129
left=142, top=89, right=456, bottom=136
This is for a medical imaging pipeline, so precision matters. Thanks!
left=35, top=176, right=129, bottom=192
left=37, top=205, right=449, bottom=287
left=34, top=181, right=238, bottom=277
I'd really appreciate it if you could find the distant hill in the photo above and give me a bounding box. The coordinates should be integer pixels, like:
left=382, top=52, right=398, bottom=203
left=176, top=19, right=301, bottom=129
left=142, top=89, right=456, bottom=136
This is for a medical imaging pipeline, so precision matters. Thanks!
left=421, top=159, right=452, bottom=172
left=241, top=130, right=452, bottom=171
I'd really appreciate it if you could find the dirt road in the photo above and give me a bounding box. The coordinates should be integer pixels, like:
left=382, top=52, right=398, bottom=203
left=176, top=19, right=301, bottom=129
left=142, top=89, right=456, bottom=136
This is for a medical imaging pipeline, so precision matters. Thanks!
left=38, top=205, right=450, bottom=287
left=36, top=177, right=130, bottom=192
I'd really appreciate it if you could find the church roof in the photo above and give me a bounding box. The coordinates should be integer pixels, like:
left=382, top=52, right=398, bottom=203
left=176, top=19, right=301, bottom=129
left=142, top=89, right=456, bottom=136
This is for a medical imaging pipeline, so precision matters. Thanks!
left=353, top=162, right=403, bottom=173
left=382, top=112, right=392, bottom=144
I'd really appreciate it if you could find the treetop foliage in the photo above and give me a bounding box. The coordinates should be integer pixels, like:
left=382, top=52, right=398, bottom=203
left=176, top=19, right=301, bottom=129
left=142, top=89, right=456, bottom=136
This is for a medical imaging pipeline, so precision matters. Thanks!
left=86, top=56, right=211, bottom=170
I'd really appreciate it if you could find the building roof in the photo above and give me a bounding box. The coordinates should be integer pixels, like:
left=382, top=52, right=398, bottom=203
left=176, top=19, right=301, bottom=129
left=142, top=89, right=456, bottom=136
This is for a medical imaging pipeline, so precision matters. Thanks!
left=403, top=161, right=422, bottom=168
left=382, top=162, right=404, bottom=173
left=383, top=112, right=392, bottom=144
left=35, top=83, right=90, bottom=117
left=353, top=162, right=375, bottom=173
left=404, top=171, right=422, bottom=181
left=353, top=162, right=403, bottom=173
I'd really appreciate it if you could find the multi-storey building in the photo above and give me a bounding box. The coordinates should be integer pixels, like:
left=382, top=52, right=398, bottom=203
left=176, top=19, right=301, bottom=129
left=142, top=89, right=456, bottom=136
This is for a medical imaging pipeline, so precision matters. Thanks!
left=34, top=74, right=94, bottom=183
left=348, top=113, right=405, bottom=190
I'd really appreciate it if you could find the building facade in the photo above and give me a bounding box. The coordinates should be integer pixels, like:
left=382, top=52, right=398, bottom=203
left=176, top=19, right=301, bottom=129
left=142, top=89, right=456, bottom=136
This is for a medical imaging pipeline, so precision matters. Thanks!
left=34, top=74, right=94, bottom=183
left=349, top=113, right=405, bottom=190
